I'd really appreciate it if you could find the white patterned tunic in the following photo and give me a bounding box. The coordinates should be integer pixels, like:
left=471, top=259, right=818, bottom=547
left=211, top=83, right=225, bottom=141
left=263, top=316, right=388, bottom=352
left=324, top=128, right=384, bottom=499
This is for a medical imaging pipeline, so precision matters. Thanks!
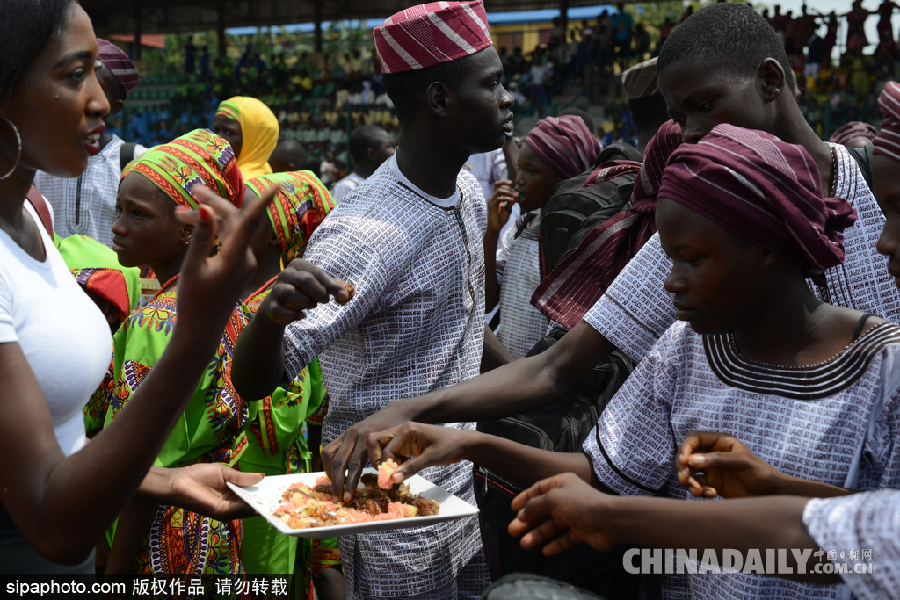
left=583, top=143, right=900, bottom=363
left=803, top=489, right=900, bottom=600
left=33, top=134, right=146, bottom=248
left=584, top=320, right=900, bottom=600
left=495, top=212, right=548, bottom=358
left=282, top=154, right=487, bottom=599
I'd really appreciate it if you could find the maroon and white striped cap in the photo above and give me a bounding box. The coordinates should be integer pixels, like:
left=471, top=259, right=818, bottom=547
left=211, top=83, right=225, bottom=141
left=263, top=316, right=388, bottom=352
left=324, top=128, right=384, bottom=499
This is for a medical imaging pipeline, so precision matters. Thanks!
left=96, top=39, right=140, bottom=96
left=875, top=82, right=900, bottom=163
left=374, top=0, right=492, bottom=74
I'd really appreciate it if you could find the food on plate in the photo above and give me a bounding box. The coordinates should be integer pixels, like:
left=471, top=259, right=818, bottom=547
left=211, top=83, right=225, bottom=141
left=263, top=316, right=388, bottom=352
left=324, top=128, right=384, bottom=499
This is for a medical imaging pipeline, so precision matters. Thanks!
left=272, top=474, right=441, bottom=530
left=377, top=458, right=399, bottom=489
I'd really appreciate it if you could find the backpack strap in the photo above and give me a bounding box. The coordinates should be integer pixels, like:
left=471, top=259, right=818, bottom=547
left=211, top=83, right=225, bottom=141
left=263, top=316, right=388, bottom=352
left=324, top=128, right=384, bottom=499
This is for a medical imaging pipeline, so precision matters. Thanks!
left=513, top=212, right=538, bottom=239
left=120, top=142, right=137, bottom=171
left=25, top=186, right=54, bottom=238
left=848, top=145, right=874, bottom=190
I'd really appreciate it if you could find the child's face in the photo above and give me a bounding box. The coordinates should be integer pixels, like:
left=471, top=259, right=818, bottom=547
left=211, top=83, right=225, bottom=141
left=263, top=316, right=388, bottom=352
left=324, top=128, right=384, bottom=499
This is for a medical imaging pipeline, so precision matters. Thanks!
left=111, top=173, right=187, bottom=269
left=213, top=115, right=243, bottom=159
left=659, top=59, right=771, bottom=144
left=447, top=47, right=515, bottom=156
left=874, top=154, right=900, bottom=289
left=657, top=197, right=771, bottom=335
left=515, top=143, right=562, bottom=213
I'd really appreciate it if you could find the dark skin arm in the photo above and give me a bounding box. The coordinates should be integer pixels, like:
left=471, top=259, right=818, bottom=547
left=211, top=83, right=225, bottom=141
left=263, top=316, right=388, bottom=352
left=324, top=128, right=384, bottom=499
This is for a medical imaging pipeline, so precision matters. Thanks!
left=0, top=187, right=271, bottom=565
left=323, top=321, right=616, bottom=500
left=509, top=473, right=839, bottom=584
left=231, top=260, right=351, bottom=402
left=481, top=325, right=515, bottom=371
left=367, top=422, right=595, bottom=495
left=676, top=431, right=855, bottom=500
left=105, top=463, right=263, bottom=574
left=483, top=179, right=517, bottom=313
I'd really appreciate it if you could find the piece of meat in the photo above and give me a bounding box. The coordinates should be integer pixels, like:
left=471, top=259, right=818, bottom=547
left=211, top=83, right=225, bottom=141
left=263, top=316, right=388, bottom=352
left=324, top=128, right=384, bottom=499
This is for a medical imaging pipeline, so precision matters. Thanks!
left=360, top=473, right=378, bottom=487
left=313, top=483, right=333, bottom=495
left=335, top=279, right=355, bottom=305
left=415, top=497, right=441, bottom=517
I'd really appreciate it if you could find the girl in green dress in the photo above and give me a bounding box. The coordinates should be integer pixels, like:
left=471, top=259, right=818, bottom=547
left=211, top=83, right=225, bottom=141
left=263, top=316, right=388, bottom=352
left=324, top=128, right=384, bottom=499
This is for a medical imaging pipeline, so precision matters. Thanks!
left=87, top=129, right=253, bottom=575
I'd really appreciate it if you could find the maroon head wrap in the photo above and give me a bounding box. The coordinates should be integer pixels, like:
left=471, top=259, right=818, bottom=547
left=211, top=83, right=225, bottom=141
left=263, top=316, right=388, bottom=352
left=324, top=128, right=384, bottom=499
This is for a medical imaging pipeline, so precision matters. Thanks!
left=829, top=121, right=877, bottom=147
left=658, top=124, right=857, bottom=281
left=525, top=116, right=600, bottom=180
left=532, top=120, right=683, bottom=328
left=96, top=39, right=140, bottom=96
left=875, top=82, right=900, bottom=162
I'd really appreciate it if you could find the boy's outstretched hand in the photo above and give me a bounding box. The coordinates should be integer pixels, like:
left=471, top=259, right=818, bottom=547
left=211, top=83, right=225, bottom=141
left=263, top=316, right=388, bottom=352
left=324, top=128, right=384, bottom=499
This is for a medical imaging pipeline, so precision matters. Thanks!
left=676, top=430, right=788, bottom=498
left=325, top=421, right=471, bottom=503
left=260, top=260, right=353, bottom=326
left=508, top=473, right=615, bottom=556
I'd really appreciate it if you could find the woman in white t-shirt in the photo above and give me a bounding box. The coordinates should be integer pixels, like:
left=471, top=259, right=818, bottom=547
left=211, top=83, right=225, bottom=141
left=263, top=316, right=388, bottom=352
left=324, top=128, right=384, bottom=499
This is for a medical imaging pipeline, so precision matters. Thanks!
left=0, top=0, right=347, bottom=574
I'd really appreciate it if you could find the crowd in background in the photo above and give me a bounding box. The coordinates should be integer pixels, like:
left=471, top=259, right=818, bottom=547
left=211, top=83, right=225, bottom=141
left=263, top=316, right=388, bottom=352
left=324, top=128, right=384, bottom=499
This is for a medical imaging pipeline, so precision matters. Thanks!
left=103, top=0, right=900, bottom=189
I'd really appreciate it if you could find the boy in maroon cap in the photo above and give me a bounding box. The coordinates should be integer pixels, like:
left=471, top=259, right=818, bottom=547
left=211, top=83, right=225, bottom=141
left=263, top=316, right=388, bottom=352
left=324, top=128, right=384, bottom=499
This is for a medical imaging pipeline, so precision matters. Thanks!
left=232, top=1, right=512, bottom=597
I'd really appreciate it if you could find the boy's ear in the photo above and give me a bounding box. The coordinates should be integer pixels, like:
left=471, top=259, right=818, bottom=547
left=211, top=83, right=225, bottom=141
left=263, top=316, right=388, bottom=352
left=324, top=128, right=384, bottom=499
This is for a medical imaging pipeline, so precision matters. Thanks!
left=425, top=81, right=451, bottom=118
left=758, top=58, right=787, bottom=103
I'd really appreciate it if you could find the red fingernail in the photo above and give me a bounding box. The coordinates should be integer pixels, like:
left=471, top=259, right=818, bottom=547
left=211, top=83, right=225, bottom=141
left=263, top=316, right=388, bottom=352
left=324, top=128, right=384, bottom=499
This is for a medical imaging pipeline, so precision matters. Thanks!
left=199, top=206, right=210, bottom=221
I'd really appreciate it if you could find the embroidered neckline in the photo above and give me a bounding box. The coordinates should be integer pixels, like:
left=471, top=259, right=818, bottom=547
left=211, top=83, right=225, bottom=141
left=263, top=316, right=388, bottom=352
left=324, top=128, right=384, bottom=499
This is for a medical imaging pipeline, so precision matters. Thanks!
left=703, top=321, right=900, bottom=400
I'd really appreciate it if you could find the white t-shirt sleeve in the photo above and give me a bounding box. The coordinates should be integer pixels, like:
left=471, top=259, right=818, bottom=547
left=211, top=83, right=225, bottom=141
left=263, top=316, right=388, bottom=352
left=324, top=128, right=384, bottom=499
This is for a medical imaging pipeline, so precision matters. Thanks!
left=583, top=232, right=677, bottom=362
left=0, top=269, right=16, bottom=344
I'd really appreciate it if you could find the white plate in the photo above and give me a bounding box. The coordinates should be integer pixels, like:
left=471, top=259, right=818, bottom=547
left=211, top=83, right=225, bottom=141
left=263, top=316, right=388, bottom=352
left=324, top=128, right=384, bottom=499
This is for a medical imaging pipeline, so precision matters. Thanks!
left=227, top=468, right=479, bottom=539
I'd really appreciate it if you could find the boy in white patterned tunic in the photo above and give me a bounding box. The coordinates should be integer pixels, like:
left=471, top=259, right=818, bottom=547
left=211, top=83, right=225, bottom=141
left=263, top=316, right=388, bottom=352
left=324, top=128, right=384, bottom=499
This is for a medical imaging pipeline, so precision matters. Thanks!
left=231, top=2, right=512, bottom=598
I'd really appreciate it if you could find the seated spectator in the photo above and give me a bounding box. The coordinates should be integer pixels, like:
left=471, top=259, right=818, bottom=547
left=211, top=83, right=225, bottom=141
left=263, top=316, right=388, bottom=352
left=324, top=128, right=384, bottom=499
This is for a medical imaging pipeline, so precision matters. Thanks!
left=331, top=125, right=394, bottom=201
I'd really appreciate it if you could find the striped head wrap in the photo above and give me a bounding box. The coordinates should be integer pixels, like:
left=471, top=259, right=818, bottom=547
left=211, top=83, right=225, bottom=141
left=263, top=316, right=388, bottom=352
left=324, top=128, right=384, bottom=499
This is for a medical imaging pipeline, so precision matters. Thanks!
left=875, top=82, right=900, bottom=162
left=123, top=129, right=244, bottom=209
left=215, top=97, right=279, bottom=178
left=829, top=121, right=877, bottom=147
left=245, top=171, right=336, bottom=261
left=374, top=0, right=492, bottom=74
left=532, top=120, right=683, bottom=328
left=96, top=39, right=140, bottom=96
left=525, top=116, right=600, bottom=180
left=622, top=57, right=659, bottom=100
left=658, top=124, right=857, bottom=281
left=57, top=235, right=141, bottom=322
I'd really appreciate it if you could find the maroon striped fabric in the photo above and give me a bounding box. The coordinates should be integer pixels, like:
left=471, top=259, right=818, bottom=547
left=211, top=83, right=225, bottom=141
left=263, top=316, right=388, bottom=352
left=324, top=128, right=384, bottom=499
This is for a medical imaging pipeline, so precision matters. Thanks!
left=829, top=121, right=877, bottom=147
left=96, top=39, right=139, bottom=95
left=659, top=124, right=857, bottom=281
left=875, top=82, right=900, bottom=163
left=374, top=1, right=492, bottom=74
left=525, top=115, right=600, bottom=180
left=531, top=120, right=682, bottom=329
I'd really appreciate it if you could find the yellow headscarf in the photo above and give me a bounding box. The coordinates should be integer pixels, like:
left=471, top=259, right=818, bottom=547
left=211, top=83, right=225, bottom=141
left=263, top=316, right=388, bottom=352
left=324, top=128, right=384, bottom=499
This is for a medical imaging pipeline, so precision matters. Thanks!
left=216, top=97, right=279, bottom=178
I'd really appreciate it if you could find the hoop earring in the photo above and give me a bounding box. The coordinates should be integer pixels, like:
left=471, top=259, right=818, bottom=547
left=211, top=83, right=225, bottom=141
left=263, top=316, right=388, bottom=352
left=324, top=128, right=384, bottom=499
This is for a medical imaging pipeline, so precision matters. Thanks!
left=0, top=117, right=21, bottom=181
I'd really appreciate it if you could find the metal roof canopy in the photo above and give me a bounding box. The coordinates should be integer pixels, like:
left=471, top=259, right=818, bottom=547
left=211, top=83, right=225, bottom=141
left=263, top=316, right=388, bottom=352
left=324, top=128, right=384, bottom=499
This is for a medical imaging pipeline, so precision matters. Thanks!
left=83, top=0, right=634, bottom=35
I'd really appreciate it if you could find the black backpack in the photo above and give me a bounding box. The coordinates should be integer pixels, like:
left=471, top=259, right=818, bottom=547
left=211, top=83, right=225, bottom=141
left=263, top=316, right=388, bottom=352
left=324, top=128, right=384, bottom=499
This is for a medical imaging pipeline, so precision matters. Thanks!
left=474, top=328, right=639, bottom=599
left=539, top=142, right=643, bottom=279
